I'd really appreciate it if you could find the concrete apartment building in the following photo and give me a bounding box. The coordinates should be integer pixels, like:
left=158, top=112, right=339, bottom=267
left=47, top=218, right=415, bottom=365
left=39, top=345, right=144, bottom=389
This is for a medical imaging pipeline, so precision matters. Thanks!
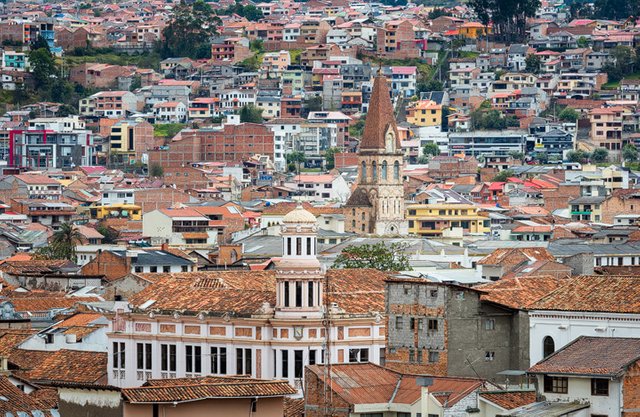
left=80, top=91, right=139, bottom=118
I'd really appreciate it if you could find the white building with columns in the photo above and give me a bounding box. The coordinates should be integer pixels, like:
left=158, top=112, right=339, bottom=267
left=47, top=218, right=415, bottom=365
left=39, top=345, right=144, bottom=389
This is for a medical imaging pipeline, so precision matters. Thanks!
left=106, top=205, right=388, bottom=390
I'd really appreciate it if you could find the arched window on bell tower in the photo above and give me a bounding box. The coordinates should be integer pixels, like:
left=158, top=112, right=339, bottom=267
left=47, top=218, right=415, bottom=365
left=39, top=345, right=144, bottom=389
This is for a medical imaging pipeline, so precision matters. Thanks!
left=382, top=160, right=388, bottom=180
left=372, top=161, right=377, bottom=181
left=394, top=160, right=400, bottom=180
left=361, top=161, right=367, bottom=182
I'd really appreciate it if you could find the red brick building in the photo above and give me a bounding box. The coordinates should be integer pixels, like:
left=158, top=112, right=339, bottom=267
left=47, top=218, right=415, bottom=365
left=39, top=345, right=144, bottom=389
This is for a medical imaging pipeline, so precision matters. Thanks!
left=147, top=123, right=274, bottom=170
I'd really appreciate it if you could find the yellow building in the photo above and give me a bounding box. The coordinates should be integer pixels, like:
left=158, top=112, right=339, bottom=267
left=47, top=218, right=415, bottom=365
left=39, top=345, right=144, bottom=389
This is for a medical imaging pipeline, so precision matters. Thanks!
left=406, top=204, right=490, bottom=237
left=458, top=22, right=492, bottom=39
left=407, top=100, right=442, bottom=127
left=89, top=204, right=142, bottom=221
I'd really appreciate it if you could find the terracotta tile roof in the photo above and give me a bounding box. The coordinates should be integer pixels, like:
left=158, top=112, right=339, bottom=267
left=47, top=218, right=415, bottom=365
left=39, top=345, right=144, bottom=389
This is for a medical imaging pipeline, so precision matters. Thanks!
left=528, top=275, right=640, bottom=313
left=478, top=276, right=567, bottom=310
left=23, top=349, right=107, bottom=385
left=122, top=376, right=296, bottom=403
left=528, top=336, right=640, bottom=377
left=130, top=268, right=389, bottom=316
left=9, top=294, right=100, bottom=313
left=0, top=330, right=36, bottom=357
left=0, top=260, right=71, bottom=275
left=262, top=202, right=342, bottom=216
left=28, top=387, right=58, bottom=409
left=306, top=363, right=486, bottom=407
left=0, top=375, right=56, bottom=415
left=477, top=247, right=555, bottom=267
left=479, top=390, right=536, bottom=410
left=53, top=312, right=104, bottom=328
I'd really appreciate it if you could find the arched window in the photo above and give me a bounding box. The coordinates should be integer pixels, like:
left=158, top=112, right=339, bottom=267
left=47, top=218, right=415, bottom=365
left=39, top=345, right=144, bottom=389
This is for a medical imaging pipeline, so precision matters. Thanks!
left=543, top=336, right=555, bottom=358
left=361, top=212, right=365, bottom=220
left=382, top=160, right=388, bottom=180
left=372, top=161, right=377, bottom=181
left=361, top=161, right=367, bottom=181
left=394, top=161, right=400, bottom=180
left=351, top=208, right=355, bottom=216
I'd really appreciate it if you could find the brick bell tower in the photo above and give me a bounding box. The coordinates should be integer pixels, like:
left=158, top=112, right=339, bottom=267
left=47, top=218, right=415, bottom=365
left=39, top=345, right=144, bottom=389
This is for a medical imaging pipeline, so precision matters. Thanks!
left=345, top=72, right=408, bottom=236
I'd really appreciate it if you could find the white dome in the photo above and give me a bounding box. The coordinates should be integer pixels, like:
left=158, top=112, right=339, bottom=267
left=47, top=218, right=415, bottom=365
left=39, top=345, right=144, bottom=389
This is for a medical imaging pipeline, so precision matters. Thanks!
left=282, top=205, right=317, bottom=224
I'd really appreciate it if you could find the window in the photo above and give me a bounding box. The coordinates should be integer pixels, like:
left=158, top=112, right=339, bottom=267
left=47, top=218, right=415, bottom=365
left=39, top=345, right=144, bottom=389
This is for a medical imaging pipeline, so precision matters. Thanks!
left=395, top=316, right=403, bottom=329
left=136, top=343, right=152, bottom=370
left=150, top=266, right=157, bottom=273
left=393, top=161, right=400, bottom=180
left=160, top=344, right=176, bottom=372
left=308, top=282, right=314, bottom=307
left=185, top=345, right=202, bottom=374
left=294, top=350, right=304, bottom=378
left=410, top=317, right=415, bottom=330
left=543, top=336, right=555, bottom=358
left=349, top=348, right=369, bottom=363
left=296, top=238, right=302, bottom=255
left=361, top=161, right=367, bottom=180
left=485, top=319, right=495, bottom=330
left=237, top=348, right=252, bottom=375
left=162, top=266, right=170, bottom=273
left=372, top=161, right=377, bottom=180
left=211, top=347, right=227, bottom=374
left=591, top=378, right=609, bottom=396
left=428, top=351, right=439, bottom=363
left=113, top=342, right=125, bottom=369
left=543, top=376, right=568, bottom=394
left=295, top=281, right=303, bottom=307
left=134, top=266, right=143, bottom=273
left=281, top=350, right=289, bottom=378
left=485, top=351, right=495, bottom=361
left=307, top=237, right=312, bottom=255
left=427, top=319, right=438, bottom=331
left=286, top=237, right=292, bottom=256
left=309, top=350, right=317, bottom=365
left=382, top=160, right=388, bottom=179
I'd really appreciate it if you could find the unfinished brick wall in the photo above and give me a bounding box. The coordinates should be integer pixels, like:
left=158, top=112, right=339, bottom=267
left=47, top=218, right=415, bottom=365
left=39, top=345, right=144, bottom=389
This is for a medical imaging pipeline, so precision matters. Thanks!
left=304, top=370, right=351, bottom=417
left=385, top=281, right=448, bottom=375
left=623, top=361, right=640, bottom=416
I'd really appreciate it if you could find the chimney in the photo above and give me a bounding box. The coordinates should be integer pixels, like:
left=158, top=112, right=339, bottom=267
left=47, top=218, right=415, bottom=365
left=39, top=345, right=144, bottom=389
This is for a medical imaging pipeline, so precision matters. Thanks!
left=161, top=241, right=169, bottom=251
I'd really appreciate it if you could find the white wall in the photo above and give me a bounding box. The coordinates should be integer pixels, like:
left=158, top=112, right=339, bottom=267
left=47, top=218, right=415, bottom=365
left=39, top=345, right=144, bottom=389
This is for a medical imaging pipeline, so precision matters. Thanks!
left=530, top=311, right=640, bottom=366
left=536, top=375, right=621, bottom=417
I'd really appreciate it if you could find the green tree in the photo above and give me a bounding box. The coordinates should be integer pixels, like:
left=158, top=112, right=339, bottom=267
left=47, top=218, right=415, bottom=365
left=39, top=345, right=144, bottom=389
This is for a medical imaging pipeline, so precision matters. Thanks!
left=509, top=151, right=524, bottom=161
left=160, top=0, right=221, bottom=59
left=324, top=147, right=339, bottom=170
left=150, top=163, right=164, bottom=177
left=427, top=7, right=450, bottom=19
left=493, top=169, right=515, bottom=182
left=558, top=107, right=579, bottom=122
left=129, top=75, right=142, bottom=91
left=36, top=223, right=82, bottom=262
left=468, top=0, right=541, bottom=42
left=249, top=39, right=264, bottom=53
left=349, top=118, right=365, bottom=138
left=29, top=48, right=57, bottom=90
left=96, top=222, right=120, bottom=244
left=31, top=35, right=50, bottom=52
left=577, top=36, right=589, bottom=48
left=239, top=105, right=264, bottom=123
left=525, top=54, right=541, bottom=73
left=623, top=144, right=639, bottom=163
left=422, top=142, right=440, bottom=158
left=304, top=96, right=323, bottom=112
left=286, top=151, right=306, bottom=173
left=591, top=147, right=609, bottom=163
left=332, top=242, right=412, bottom=271
left=566, top=150, right=590, bottom=163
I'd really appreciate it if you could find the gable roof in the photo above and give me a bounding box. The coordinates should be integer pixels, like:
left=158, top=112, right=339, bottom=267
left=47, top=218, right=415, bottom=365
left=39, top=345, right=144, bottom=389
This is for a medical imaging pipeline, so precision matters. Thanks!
left=479, top=390, right=536, bottom=410
left=306, top=363, right=485, bottom=407
left=478, top=276, right=567, bottom=310
left=0, top=375, right=56, bottom=415
left=21, top=349, right=107, bottom=385
left=128, top=268, right=389, bottom=316
left=528, top=275, right=640, bottom=313
left=122, top=376, right=296, bottom=403
left=528, top=336, right=640, bottom=377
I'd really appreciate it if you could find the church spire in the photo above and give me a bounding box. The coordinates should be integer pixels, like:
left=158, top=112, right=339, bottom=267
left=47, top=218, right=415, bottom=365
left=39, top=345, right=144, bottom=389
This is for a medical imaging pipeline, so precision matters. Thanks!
left=360, top=73, right=400, bottom=152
